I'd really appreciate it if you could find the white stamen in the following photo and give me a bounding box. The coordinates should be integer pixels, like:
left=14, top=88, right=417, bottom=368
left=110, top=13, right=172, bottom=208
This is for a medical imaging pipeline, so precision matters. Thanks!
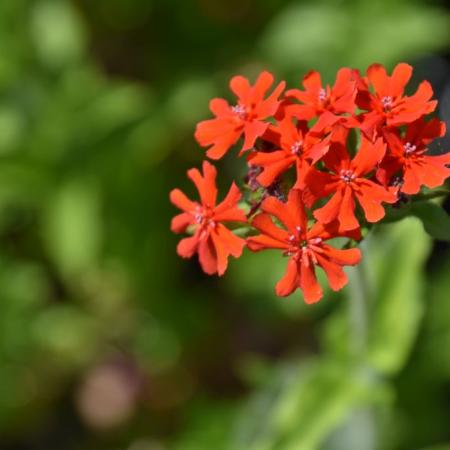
left=231, top=104, right=247, bottom=119
left=291, top=141, right=303, bottom=155
left=404, top=142, right=417, bottom=155
left=340, top=169, right=355, bottom=183
left=319, top=88, right=327, bottom=102
left=381, top=96, right=393, bottom=111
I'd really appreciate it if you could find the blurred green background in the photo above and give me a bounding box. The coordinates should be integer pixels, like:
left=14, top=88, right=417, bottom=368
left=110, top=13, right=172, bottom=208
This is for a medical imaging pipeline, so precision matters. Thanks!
left=1, top=0, right=450, bottom=449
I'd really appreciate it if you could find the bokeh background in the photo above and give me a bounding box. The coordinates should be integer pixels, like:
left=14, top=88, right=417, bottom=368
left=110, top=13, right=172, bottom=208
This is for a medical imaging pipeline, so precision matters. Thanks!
left=1, top=0, right=450, bottom=449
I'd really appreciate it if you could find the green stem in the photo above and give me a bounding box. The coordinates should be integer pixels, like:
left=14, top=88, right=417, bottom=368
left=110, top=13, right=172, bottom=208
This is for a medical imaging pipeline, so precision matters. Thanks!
left=346, top=252, right=377, bottom=450
left=348, top=259, right=369, bottom=359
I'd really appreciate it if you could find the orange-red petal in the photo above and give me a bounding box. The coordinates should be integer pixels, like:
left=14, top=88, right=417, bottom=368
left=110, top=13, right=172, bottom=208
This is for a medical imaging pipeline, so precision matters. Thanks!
left=275, top=258, right=299, bottom=296
left=299, top=260, right=323, bottom=304
left=170, top=188, right=197, bottom=212
left=315, top=254, right=349, bottom=291
left=171, top=213, right=193, bottom=233
left=314, top=188, right=344, bottom=224
left=177, top=234, right=200, bottom=259
left=351, top=137, right=386, bottom=177
left=251, top=213, right=290, bottom=243
left=187, top=161, right=218, bottom=207
left=337, top=185, right=359, bottom=231
left=198, top=237, right=218, bottom=274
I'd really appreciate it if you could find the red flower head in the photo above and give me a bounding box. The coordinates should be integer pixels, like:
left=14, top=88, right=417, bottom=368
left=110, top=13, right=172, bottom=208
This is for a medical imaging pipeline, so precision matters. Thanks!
left=247, top=116, right=330, bottom=189
left=307, top=131, right=397, bottom=231
left=172, top=65, right=448, bottom=305
left=285, top=68, right=357, bottom=124
left=379, top=118, right=450, bottom=194
left=357, top=63, right=437, bottom=135
left=247, top=190, right=361, bottom=303
left=195, top=71, right=285, bottom=160
left=170, top=161, right=247, bottom=275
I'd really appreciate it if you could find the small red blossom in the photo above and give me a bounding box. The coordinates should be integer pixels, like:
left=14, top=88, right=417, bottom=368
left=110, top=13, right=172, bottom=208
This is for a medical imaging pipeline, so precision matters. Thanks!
left=247, top=116, right=330, bottom=188
left=357, top=63, right=437, bottom=136
left=307, top=133, right=397, bottom=230
left=170, top=161, right=247, bottom=275
left=171, top=66, right=449, bottom=304
left=247, top=190, right=361, bottom=303
left=195, top=71, right=285, bottom=160
left=379, top=118, right=450, bottom=194
left=286, top=68, right=357, bottom=120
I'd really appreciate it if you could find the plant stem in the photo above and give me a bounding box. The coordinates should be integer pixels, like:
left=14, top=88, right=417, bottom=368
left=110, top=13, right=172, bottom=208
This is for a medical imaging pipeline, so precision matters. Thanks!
left=347, top=249, right=377, bottom=450
left=348, top=258, right=369, bottom=359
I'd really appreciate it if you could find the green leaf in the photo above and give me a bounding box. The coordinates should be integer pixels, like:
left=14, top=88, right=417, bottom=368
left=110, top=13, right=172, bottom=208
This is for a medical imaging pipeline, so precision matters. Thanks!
left=381, top=203, right=411, bottom=224
left=232, top=359, right=390, bottom=450
left=414, top=257, right=450, bottom=379
left=410, top=201, right=450, bottom=241
left=365, top=218, right=431, bottom=374
left=322, top=218, right=431, bottom=375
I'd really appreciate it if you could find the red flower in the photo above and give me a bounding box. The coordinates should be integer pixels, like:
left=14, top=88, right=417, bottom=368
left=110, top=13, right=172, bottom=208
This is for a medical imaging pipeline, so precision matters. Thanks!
left=195, top=71, right=285, bottom=160
left=247, top=190, right=361, bottom=303
left=357, top=63, right=437, bottom=135
left=247, top=116, right=330, bottom=188
left=172, top=65, right=448, bottom=304
left=285, top=68, right=357, bottom=123
left=379, top=118, right=450, bottom=194
left=170, top=161, right=247, bottom=275
left=307, top=132, right=397, bottom=230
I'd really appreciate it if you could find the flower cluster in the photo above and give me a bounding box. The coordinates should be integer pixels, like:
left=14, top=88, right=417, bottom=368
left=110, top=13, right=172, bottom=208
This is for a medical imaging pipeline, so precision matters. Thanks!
left=170, top=65, right=450, bottom=304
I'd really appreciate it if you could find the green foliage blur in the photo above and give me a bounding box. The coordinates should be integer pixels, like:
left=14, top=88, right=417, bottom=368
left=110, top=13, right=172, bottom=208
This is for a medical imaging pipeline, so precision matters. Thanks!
left=0, top=0, right=450, bottom=449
